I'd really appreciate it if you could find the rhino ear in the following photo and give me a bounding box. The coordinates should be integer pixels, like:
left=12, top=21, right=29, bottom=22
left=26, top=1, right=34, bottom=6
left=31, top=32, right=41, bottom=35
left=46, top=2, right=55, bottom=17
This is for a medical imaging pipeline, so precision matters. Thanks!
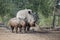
left=28, top=11, right=31, bottom=14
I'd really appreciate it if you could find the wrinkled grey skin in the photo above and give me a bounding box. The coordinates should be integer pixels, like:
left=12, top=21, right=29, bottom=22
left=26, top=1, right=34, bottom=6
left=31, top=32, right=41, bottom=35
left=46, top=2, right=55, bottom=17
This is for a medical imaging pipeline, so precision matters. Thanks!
left=16, top=9, right=37, bottom=31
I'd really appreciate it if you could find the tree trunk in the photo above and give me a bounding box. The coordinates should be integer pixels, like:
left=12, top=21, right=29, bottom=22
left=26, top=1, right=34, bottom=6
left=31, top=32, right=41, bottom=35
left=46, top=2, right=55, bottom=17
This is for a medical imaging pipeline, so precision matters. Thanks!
left=52, top=14, right=56, bottom=28
left=51, top=7, right=56, bottom=29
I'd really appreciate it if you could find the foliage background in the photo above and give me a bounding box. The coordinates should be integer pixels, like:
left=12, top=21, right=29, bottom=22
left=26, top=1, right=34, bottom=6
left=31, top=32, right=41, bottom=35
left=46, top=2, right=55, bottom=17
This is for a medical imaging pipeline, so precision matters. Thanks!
left=0, top=0, right=60, bottom=27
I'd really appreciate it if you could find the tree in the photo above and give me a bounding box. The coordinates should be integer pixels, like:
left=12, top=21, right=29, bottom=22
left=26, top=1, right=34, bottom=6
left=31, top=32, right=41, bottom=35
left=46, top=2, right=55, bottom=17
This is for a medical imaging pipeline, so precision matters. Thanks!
left=0, top=0, right=57, bottom=27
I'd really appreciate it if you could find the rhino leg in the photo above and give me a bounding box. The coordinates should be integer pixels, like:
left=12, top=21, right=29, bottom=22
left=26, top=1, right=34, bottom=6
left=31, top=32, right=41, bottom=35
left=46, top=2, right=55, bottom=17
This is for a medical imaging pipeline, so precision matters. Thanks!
left=27, top=26, right=30, bottom=31
left=19, top=26, right=22, bottom=32
left=11, top=26, right=14, bottom=33
left=22, top=26, right=26, bottom=33
left=15, top=26, right=18, bottom=33
left=27, top=23, right=30, bottom=31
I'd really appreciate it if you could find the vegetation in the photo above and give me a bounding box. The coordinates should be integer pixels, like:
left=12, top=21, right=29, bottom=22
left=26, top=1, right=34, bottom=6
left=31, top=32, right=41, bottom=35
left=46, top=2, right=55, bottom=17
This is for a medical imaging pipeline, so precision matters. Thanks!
left=0, top=0, right=60, bottom=27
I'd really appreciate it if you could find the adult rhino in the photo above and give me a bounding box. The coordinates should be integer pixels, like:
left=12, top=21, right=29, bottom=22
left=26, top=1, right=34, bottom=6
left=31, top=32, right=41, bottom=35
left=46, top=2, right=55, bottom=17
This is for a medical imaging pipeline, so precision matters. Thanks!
left=16, top=9, right=37, bottom=32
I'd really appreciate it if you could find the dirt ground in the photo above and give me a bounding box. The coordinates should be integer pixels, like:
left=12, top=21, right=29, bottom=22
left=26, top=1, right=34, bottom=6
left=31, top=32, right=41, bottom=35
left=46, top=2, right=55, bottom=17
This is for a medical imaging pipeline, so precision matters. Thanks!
left=0, top=27, right=60, bottom=40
